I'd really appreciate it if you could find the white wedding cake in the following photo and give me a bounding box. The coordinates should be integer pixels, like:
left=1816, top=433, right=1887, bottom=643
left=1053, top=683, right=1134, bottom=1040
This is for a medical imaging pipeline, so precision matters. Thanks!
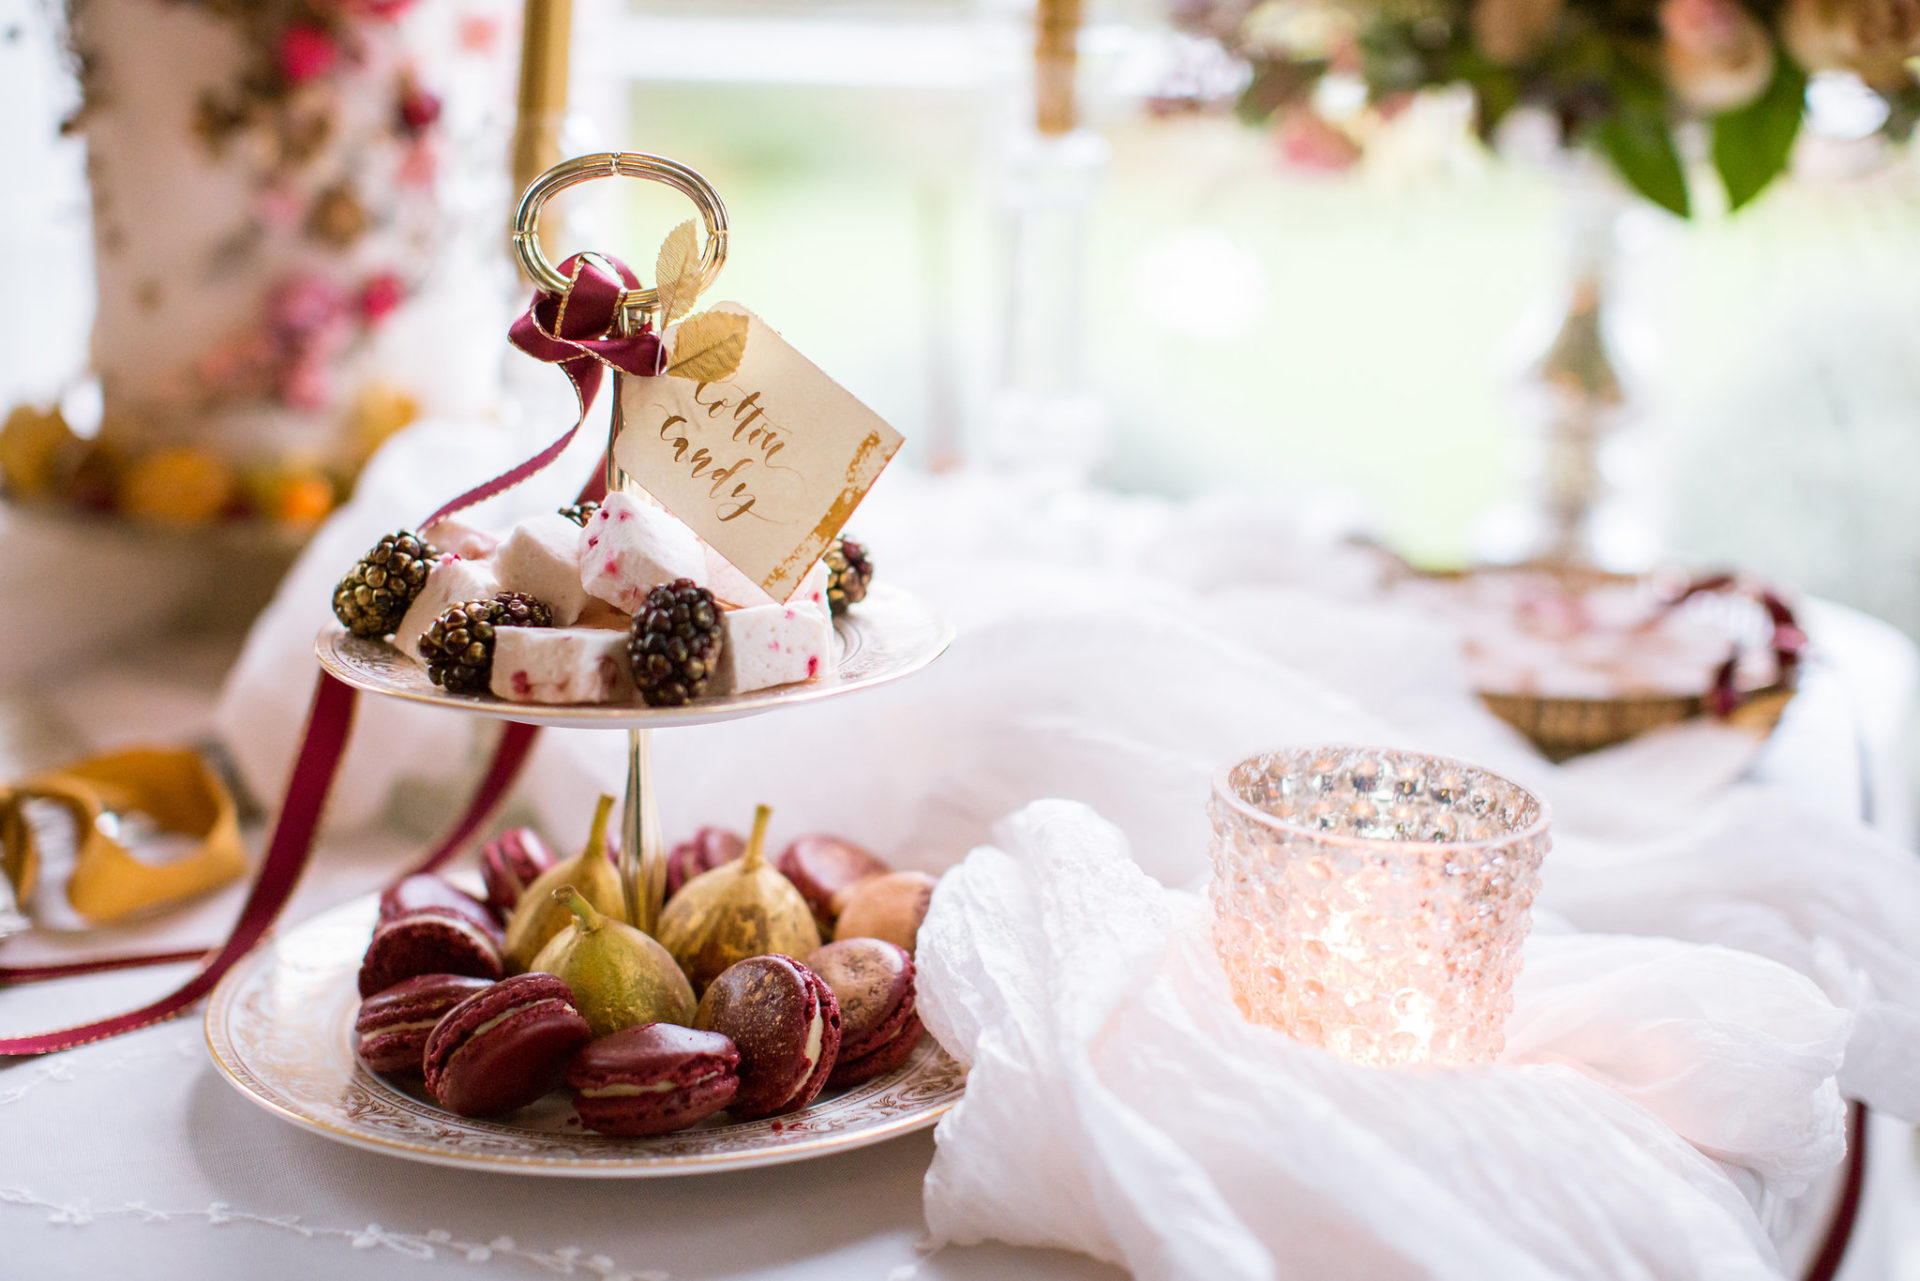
left=2, top=0, right=518, bottom=526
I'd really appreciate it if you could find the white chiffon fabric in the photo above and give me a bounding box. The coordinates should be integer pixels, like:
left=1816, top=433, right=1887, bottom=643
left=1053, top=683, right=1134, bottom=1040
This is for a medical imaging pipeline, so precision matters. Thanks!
left=916, top=801, right=1850, bottom=1281
left=212, top=438, right=1920, bottom=1277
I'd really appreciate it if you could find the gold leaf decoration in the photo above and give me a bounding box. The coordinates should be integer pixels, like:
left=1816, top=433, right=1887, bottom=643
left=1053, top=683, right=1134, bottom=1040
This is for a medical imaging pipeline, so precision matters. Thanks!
left=653, top=220, right=700, bottom=325
left=665, top=311, right=749, bottom=382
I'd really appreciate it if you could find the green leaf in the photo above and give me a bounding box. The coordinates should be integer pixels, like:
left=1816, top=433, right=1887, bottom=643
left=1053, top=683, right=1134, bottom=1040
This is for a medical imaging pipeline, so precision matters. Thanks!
left=1596, top=103, right=1691, bottom=218
left=1712, top=59, right=1808, bottom=212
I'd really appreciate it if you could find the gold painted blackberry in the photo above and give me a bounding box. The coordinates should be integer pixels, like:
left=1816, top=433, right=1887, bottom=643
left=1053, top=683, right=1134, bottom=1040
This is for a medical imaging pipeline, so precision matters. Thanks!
left=629, top=579, right=723, bottom=707
left=332, top=530, right=437, bottom=637
left=419, top=593, right=554, bottom=693
left=824, top=536, right=872, bottom=616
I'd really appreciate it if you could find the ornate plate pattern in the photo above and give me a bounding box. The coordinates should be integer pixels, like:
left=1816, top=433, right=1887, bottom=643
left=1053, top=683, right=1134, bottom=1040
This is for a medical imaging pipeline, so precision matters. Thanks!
left=315, top=582, right=953, bottom=730
left=206, top=893, right=967, bottom=1176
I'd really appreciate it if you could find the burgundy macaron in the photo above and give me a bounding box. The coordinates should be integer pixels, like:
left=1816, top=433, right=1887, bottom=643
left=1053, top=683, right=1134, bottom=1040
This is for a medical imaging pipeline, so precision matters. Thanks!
left=423, top=973, right=593, bottom=1117
left=806, top=939, right=922, bottom=1086
left=358, top=910, right=504, bottom=998
left=665, top=827, right=744, bottom=899
left=479, top=828, right=556, bottom=924
left=354, top=974, right=493, bottom=1075
left=777, top=835, right=890, bottom=934
left=566, top=1023, right=741, bottom=1136
left=377, top=874, right=500, bottom=937
left=693, top=955, right=841, bottom=1120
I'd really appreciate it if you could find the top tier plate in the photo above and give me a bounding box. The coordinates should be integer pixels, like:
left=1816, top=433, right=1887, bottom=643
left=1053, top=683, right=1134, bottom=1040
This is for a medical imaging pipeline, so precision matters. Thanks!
left=316, top=581, right=952, bottom=730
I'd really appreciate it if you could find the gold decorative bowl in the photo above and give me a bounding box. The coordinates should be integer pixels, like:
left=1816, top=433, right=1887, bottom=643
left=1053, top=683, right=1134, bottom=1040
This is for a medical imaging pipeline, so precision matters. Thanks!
left=1414, top=565, right=1802, bottom=762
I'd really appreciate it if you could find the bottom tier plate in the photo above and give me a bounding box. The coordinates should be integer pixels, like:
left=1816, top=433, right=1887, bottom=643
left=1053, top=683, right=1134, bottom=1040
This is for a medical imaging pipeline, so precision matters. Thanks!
left=206, top=892, right=966, bottom=1176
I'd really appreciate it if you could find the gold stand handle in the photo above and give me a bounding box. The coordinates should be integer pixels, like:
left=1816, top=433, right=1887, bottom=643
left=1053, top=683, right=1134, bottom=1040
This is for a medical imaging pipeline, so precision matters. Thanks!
left=511, top=152, right=730, bottom=328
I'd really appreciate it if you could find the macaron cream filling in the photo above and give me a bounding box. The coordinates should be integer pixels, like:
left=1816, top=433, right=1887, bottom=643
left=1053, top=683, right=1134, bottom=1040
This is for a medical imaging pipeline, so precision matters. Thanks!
left=578, top=1067, right=730, bottom=1099
left=449, top=998, right=568, bottom=1055
left=362, top=1017, right=447, bottom=1036
left=773, top=1010, right=828, bottom=1109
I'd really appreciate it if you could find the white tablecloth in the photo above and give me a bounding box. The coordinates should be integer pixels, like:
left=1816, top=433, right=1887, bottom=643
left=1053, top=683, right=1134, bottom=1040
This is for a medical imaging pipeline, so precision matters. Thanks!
left=4, top=476, right=1918, bottom=1280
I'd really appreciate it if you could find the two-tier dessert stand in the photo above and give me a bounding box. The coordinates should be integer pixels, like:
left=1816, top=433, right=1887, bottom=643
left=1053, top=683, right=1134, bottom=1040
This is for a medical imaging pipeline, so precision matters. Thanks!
left=207, top=154, right=960, bottom=1175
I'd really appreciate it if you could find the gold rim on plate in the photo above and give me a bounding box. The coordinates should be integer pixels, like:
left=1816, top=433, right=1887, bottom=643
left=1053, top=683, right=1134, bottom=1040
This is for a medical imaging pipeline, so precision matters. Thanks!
left=205, top=891, right=967, bottom=1176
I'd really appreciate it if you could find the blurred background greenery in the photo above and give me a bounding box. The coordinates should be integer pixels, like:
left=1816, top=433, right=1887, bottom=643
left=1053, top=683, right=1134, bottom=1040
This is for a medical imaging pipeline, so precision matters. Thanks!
left=602, top=4, right=1918, bottom=641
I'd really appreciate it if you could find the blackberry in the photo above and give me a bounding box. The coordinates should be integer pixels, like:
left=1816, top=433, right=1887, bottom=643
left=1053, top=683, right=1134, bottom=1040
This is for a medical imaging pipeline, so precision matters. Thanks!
left=824, top=536, right=872, bottom=616
left=333, top=530, right=437, bottom=637
left=629, top=579, right=723, bottom=707
left=558, top=500, right=600, bottom=527
left=419, top=593, right=554, bottom=693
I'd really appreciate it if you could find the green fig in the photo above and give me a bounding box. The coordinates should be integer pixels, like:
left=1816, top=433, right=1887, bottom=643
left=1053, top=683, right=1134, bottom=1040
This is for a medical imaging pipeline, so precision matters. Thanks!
left=531, top=887, right=696, bottom=1037
left=502, top=794, right=627, bottom=971
left=658, top=804, right=821, bottom=994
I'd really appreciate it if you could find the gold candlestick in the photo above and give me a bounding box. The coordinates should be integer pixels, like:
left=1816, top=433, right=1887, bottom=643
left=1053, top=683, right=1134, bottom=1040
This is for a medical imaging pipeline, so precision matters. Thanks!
left=511, top=0, right=573, bottom=264
left=1034, top=0, right=1083, bottom=136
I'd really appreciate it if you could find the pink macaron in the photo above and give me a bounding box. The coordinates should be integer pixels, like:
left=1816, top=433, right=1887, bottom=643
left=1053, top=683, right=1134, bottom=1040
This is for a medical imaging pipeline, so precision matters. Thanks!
left=479, top=828, right=557, bottom=924
left=377, top=874, right=499, bottom=937
left=423, top=973, right=593, bottom=1117
left=693, top=955, right=841, bottom=1120
left=806, top=938, right=922, bottom=1086
left=358, top=910, right=504, bottom=998
left=665, top=826, right=744, bottom=899
left=354, top=973, right=493, bottom=1075
left=777, top=835, right=890, bottom=934
left=566, top=1023, right=741, bottom=1136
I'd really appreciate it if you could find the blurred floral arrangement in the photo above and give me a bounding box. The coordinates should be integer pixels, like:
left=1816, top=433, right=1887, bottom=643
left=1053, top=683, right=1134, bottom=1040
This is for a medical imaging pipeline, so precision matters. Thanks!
left=1167, top=0, right=1920, bottom=214
left=0, top=0, right=496, bottom=530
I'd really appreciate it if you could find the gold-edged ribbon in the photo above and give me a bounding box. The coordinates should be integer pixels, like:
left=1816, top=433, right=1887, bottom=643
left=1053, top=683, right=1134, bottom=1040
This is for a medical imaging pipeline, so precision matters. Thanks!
left=0, top=748, right=244, bottom=924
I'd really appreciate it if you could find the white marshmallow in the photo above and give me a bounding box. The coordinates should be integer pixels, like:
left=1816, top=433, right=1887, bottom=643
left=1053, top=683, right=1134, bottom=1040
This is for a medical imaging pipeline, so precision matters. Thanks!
left=703, top=546, right=830, bottom=612
left=578, top=492, right=707, bottom=613
left=494, top=512, right=591, bottom=625
left=710, top=602, right=835, bottom=696
left=790, top=556, right=831, bottom=614
left=420, top=518, right=498, bottom=561
left=489, top=627, right=634, bottom=704
left=393, top=556, right=500, bottom=665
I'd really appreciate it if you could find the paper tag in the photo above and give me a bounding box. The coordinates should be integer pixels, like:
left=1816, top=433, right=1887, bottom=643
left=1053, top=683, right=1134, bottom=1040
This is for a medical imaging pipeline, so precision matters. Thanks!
left=613, top=305, right=903, bottom=602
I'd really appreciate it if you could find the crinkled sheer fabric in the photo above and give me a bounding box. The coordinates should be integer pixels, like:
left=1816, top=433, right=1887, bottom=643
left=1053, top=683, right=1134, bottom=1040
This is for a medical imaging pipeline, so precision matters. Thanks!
left=215, top=450, right=1920, bottom=1272
left=916, top=802, right=1850, bottom=1281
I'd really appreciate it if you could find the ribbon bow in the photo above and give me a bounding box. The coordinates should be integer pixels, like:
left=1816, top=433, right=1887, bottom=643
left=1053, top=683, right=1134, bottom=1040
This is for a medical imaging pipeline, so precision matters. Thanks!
left=421, top=253, right=663, bottom=529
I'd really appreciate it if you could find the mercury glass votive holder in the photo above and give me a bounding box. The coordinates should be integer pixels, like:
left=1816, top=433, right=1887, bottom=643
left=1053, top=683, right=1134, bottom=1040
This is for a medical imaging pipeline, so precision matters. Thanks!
left=1208, top=746, right=1551, bottom=1067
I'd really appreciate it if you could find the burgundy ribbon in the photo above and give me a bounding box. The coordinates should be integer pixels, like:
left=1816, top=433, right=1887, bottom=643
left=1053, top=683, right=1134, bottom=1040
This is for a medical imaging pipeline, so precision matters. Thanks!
left=1803, top=1102, right=1869, bottom=1281
left=420, top=253, right=659, bottom=529
left=1663, top=573, right=1807, bottom=719
left=0, top=262, right=663, bottom=1038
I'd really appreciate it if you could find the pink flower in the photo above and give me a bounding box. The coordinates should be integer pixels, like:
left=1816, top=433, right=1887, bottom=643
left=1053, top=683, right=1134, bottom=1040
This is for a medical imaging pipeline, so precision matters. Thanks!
left=1470, top=0, right=1565, bottom=64
left=1275, top=110, right=1362, bottom=172
left=280, top=356, right=336, bottom=410
left=397, top=140, right=437, bottom=187
left=278, top=24, right=340, bottom=85
left=348, top=0, right=418, bottom=18
left=1661, top=0, right=1775, bottom=112
left=457, top=13, right=501, bottom=52
left=1782, top=0, right=1920, bottom=88
left=359, top=272, right=406, bottom=323
left=272, top=275, right=350, bottom=338
left=255, top=184, right=305, bottom=228
left=397, top=84, right=441, bottom=134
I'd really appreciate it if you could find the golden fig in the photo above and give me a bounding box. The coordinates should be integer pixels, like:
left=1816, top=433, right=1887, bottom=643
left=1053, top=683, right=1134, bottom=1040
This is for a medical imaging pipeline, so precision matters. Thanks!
left=657, top=805, right=821, bottom=994
left=530, top=887, right=695, bottom=1037
left=502, top=794, right=627, bottom=971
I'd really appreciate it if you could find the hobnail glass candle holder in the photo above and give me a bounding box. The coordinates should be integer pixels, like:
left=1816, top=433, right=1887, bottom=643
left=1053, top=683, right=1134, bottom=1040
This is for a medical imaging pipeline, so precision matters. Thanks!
left=1208, top=746, right=1551, bottom=1067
